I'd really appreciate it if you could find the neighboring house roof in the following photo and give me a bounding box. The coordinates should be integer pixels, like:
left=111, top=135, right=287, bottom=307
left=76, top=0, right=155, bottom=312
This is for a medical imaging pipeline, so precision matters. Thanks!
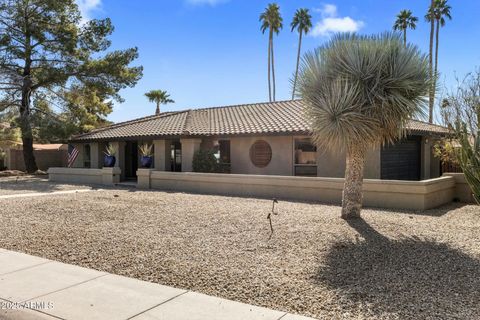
left=32, top=144, right=67, bottom=151
left=71, top=100, right=449, bottom=142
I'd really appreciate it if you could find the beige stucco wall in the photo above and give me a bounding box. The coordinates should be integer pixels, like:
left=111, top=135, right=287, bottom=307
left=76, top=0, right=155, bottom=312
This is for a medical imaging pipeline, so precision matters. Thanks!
left=443, top=173, right=476, bottom=203
left=48, top=167, right=120, bottom=185
left=148, top=171, right=457, bottom=210
left=229, top=135, right=294, bottom=176
left=228, top=135, right=380, bottom=178
left=317, top=148, right=380, bottom=179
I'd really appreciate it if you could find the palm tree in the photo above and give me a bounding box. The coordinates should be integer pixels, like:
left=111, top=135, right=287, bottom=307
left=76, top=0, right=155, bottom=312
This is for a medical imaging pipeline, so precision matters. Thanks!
left=291, top=8, right=312, bottom=100
left=426, top=0, right=452, bottom=118
left=427, top=0, right=435, bottom=123
left=145, top=90, right=174, bottom=115
left=393, top=10, right=418, bottom=47
left=260, top=3, right=283, bottom=102
left=297, top=33, right=430, bottom=219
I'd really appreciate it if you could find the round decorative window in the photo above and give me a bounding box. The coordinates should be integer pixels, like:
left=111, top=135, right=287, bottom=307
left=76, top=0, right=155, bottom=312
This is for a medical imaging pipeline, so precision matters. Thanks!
left=249, top=140, right=272, bottom=168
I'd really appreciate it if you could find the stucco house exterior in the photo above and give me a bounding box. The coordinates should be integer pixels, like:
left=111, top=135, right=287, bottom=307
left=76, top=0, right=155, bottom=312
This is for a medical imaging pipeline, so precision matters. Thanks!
left=69, top=100, right=449, bottom=181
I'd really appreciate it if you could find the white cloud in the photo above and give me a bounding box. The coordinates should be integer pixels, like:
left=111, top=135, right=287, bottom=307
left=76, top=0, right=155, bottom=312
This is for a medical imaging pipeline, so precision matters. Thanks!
left=185, top=0, right=229, bottom=6
left=76, top=0, right=102, bottom=23
left=318, top=4, right=337, bottom=17
left=311, top=4, right=364, bottom=37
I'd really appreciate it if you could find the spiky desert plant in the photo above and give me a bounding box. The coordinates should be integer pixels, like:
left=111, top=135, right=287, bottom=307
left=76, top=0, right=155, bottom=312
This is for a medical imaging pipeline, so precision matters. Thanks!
left=139, top=143, right=153, bottom=157
left=441, top=69, right=480, bottom=203
left=104, top=143, right=117, bottom=157
left=297, top=33, right=430, bottom=219
left=456, top=123, right=480, bottom=203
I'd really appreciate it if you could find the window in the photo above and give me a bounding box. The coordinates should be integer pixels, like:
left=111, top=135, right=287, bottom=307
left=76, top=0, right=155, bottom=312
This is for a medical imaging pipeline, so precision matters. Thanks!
left=250, top=140, right=272, bottom=168
left=294, top=138, right=317, bottom=176
left=83, top=144, right=91, bottom=168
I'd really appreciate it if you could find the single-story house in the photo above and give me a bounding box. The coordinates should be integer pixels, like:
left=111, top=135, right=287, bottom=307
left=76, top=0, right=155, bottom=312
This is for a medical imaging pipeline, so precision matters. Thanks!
left=69, top=100, right=449, bottom=181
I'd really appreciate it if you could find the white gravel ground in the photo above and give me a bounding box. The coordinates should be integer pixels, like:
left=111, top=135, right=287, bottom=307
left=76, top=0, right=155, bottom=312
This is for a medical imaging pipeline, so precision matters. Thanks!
left=0, top=179, right=479, bottom=319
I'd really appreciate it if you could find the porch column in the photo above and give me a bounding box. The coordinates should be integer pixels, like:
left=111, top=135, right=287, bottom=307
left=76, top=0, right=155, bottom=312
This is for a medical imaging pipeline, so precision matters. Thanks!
left=90, top=143, right=100, bottom=169
left=110, top=141, right=126, bottom=180
left=72, top=143, right=84, bottom=168
left=153, top=140, right=167, bottom=171
left=421, top=136, right=431, bottom=180
left=180, top=138, right=202, bottom=172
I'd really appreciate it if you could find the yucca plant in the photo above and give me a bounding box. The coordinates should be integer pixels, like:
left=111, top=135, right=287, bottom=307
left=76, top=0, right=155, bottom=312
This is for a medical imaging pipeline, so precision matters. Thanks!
left=297, top=33, right=430, bottom=219
left=103, top=143, right=117, bottom=167
left=139, top=143, right=153, bottom=157
left=104, top=143, right=117, bottom=157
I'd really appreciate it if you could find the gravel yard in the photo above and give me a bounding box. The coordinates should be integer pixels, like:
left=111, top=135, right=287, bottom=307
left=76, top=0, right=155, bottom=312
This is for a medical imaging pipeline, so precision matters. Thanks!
left=0, top=179, right=479, bottom=319
left=0, top=176, right=92, bottom=196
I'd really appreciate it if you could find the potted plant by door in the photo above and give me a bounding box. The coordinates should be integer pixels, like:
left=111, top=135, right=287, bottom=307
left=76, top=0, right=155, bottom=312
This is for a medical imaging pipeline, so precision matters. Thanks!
left=103, top=144, right=117, bottom=167
left=139, top=143, right=153, bottom=168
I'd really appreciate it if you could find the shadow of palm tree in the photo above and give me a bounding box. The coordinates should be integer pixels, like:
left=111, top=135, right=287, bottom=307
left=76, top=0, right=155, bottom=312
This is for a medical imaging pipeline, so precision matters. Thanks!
left=315, top=218, right=480, bottom=319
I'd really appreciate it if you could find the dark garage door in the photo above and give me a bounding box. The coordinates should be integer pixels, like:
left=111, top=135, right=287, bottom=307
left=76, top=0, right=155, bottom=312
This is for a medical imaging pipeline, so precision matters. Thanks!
left=381, top=136, right=421, bottom=181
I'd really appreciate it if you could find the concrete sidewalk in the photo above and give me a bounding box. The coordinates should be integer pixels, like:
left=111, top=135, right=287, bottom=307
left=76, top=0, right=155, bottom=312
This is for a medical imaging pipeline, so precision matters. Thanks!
left=0, top=249, right=315, bottom=320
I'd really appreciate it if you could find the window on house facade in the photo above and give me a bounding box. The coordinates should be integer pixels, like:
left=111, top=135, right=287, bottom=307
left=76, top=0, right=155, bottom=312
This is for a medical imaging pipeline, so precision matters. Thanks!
left=294, top=138, right=317, bottom=176
left=250, top=140, right=272, bottom=168
left=83, top=144, right=91, bottom=168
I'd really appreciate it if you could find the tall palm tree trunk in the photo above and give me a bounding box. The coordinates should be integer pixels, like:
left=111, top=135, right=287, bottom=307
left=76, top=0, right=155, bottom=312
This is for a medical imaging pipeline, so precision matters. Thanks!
left=341, top=147, right=365, bottom=219
left=433, top=19, right=440, bottom=105
left=270, top=36, right=276, bottom=102
left=292, top=30, right=303, bottom=100
left=403, top=29, right=407, bottom=47
left=428, top=0, right=435, bottom=123
left=155, top=101, right=160, bottom=115
left=267, top=30, right=272, bottom=102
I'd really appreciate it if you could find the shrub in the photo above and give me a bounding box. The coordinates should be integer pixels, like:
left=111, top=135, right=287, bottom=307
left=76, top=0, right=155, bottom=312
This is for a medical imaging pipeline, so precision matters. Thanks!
left=139, top=143, right=153, bottom=157
left=104, top=143, right=117, bottom=156
left=192, top=149, right=219, bottom=173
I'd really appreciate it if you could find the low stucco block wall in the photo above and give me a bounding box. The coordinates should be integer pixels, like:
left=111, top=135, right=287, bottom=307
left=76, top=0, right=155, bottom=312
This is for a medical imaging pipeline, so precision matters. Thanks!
left=48, top=167, right=121, bottom=185
left=149, top=171, right=457, bottom=210
left=443, top=172, right=476, bottom=203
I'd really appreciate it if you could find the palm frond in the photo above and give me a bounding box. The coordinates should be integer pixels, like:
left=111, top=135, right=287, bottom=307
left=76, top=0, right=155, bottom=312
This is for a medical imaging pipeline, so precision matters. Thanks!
left=297, top=32, right=430, bottom=152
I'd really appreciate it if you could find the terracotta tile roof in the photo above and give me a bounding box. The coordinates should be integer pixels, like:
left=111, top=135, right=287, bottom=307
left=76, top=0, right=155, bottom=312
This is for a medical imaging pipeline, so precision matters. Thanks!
left=72, top=111, right=188, bottom=141
left=71, top=100, right=448, bottom=141
left=405, top=119, right=450, bottom=134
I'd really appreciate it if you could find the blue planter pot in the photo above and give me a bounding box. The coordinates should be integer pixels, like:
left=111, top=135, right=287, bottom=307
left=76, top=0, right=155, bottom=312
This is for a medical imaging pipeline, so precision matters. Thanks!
left=140, top=156, right=153, bottom=168
left=104, top=155, right=116, bottom=167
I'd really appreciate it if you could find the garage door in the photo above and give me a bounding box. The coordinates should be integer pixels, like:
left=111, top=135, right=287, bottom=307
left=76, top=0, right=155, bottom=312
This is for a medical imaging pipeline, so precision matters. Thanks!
left=381, top=136, right=421, bottom=181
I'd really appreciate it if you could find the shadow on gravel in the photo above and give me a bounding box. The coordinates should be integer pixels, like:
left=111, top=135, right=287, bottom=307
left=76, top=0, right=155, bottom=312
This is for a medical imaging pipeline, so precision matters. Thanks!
left=315, top=218, right=480, bottom=319
left=0, top=177, right=86, bottom=194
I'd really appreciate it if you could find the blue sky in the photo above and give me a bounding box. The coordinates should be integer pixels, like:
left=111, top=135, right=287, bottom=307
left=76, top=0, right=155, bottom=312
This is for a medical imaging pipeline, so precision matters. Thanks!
left=77, top=0, right=480, bottom=123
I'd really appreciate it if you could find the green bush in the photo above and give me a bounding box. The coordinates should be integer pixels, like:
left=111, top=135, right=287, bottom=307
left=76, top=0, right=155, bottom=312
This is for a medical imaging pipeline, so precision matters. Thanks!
left=192, top=149, right=219, bottom=173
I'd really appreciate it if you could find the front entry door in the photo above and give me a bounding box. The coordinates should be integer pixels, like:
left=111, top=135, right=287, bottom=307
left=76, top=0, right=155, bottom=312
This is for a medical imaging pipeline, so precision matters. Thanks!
left=170, top=141, right=182, bottom=172
left=125, top=141, right=138, bottom=179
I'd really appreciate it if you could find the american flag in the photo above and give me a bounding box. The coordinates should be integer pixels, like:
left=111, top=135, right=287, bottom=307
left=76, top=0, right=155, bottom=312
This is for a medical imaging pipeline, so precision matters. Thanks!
left=67, top=144, right=79, bottom=168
